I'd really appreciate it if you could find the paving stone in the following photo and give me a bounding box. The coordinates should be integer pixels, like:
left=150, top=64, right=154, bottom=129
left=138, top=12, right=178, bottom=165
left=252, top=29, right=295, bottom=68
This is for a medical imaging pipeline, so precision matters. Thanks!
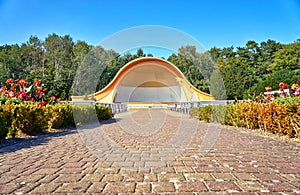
left=144, top=173, right=158, bottom=182
left=16, top=174, right=45, bottom=183
left=254, top=173, right=286, bottom=182
left=96, top=167, right=119, bottom=174
left=15, top=182, right=40, bottom=194
left=152, top=182, right=176, bottom=193
left=64, top=161, right=86, bottom=168
left=206, top=181, right=242, bottom=192
left=0, top=175, right=18, bottom=184
left=81, top=173, right=104, bottom=182
left=280, top=174, right=300, bottom=182
left=39, top=174, right=59, bottom=183
left=152, top=166, right=175, bottom=174
left=184, top=173, right=214, bottom=181
left=123, top=173, right=144, bottom=182
left=1, top=110, right=300, bottom=194
left=177, top=182, right=208, bottom=192
left=101, top=174, right=123, bottom=182
left=195, top=165, right=222, bottom=173
left=175, top=166, right=194, bottom=173
left=237, top=180, right=266, bottom=192
left=31, top=183, right=61, bottom=193
left=233, top=173, right=257, bottom=181
left=212, top=173, right=235, bottom=181
left=0, top=183, right=21, bottom=194
left=55, top=182, right=91, bottom=193
left=54, top=174, right=83, bottom=182
left=135, top=182, right=151, bottom=193
left=103, top=182, right=136, bottom=193
left=262, top=182, right=298, bottom=192
left=158, top=173, right=185, bottom=182
left=33, top=168, right=60, bottom=175
left=58, top=167, right=84, bottom=174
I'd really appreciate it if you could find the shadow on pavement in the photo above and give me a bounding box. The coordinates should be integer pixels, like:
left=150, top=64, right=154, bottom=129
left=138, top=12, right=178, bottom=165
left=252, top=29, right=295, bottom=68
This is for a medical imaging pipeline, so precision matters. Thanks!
left=0, top=118, right=119, bottom=154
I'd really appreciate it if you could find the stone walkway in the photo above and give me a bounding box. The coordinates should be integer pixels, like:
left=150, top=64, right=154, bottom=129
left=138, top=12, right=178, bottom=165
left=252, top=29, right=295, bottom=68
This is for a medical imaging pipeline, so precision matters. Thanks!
left=1, top=109, right=300, bottom=194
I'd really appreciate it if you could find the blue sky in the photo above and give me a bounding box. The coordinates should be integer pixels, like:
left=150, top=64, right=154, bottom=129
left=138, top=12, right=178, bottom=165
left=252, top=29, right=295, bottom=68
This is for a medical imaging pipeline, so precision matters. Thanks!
left=0, top=0, right=299, bottom=51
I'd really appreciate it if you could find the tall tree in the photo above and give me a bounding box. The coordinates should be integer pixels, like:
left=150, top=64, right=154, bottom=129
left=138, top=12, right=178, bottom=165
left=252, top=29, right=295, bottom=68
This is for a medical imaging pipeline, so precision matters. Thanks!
left=44, top=34, right=74, bottom=99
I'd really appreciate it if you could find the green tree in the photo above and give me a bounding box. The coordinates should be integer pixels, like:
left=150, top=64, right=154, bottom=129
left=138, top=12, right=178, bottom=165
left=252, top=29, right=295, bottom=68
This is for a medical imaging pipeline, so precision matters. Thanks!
left=268, top=41, right=300, bottom=71
left=44, top=34, right=74, bottom=99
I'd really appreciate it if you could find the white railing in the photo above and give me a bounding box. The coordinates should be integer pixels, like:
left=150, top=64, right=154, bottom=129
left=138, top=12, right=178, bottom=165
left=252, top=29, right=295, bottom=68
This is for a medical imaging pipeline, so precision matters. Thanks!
left=96, top=102, right=128, bottom=114
left=168, top=100, right=236, bottom=114
left=70, top=101, right=128, bottom=114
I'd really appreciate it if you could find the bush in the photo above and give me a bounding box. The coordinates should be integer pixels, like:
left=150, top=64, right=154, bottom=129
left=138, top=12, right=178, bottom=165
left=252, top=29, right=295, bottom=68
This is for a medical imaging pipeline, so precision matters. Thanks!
left=11, top=103, right=49, bottom=137
left=0, top=102, right=113, bottom=139
left=191, top=101, right=300, bottom=138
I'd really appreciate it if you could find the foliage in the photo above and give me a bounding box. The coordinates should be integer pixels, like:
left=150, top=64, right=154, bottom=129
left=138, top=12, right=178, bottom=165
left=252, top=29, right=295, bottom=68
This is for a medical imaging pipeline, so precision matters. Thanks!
left=268, top=41, right=300, bottom=71
left=1, top=34, right=299, bottom=100
left=190, top=101, right=300, bottom=138
left=251, top=77, right=300, bottom=103
left=0, top=78, right=62, bottom=106
left=245, top=69, right=300, bottom=99
left=209, top=39, right=285, bottom=99
left=0, top=102, right=112, bottom=139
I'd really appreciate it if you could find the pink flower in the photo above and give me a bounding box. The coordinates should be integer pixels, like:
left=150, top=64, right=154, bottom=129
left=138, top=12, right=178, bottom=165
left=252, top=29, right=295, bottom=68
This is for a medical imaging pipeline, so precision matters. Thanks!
left=8, top=91, right=15, bottom=98
left=293, top=91, right=300, bottom=96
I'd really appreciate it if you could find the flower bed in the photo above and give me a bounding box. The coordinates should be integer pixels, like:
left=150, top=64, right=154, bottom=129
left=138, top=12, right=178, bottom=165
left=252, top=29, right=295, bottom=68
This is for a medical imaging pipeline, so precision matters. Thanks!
left=0, top=78, right=113, bottom=139
left=190, top=100, right=300, bottom=138
left=0, top=101, right=112, bottom=139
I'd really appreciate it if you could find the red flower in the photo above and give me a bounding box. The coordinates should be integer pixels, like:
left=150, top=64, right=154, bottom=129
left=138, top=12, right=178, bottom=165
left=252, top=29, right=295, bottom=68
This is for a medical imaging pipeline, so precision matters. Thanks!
left=43, top=88, right=48, bottom=93
left=279, top=82, right=288, bottom=89
left=34, top=79, right=41, bottom=87
left=18, top=78, right=28, bottom=86
left=37, top=90, right=43, bottom=97
left=18, top=91, right=26, bottom=100
left=37, top=87, right=43, bottom=92
left=265, top=86, right=272, bottom=92
left=5, top=78, right=14, bottom=85
left=0, top=86, right=7, bottom=93
left=39, top=101, right=47, bottom=106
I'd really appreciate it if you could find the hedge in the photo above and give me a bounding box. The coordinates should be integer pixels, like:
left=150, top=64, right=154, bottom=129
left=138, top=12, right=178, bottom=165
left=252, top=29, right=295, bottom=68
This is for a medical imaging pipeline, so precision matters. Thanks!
left=190, top=100, right=300, bottom=138
left=0, top=101, right=112, bottom=139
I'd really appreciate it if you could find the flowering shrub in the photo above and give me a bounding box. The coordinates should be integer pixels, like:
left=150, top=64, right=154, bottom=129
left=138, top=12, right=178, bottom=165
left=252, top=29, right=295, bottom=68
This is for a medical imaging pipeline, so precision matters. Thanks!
left=253, top=78, right=300, bottom=103
left=0, top=78, right=61, bottom=105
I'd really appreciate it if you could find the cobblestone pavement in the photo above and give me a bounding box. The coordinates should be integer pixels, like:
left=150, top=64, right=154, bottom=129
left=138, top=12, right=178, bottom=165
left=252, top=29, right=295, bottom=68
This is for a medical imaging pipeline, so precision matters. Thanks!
left=1, top=109, right=300, bottom=194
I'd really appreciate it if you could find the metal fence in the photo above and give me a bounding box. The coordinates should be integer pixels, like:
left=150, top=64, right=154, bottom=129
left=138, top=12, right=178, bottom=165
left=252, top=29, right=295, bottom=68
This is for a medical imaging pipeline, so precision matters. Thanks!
left=168, top=100, right=237, bottom=114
